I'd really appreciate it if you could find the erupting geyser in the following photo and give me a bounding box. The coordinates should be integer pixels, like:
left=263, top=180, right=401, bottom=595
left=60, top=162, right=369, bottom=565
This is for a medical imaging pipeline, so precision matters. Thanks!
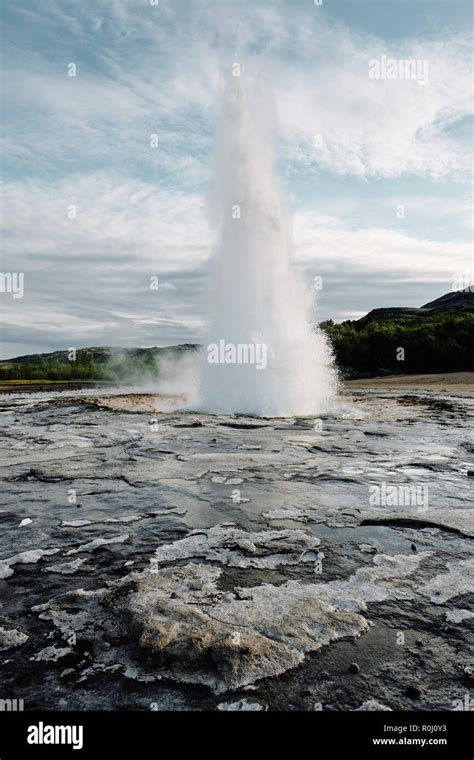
left=198, top=64, right=337, bottom=416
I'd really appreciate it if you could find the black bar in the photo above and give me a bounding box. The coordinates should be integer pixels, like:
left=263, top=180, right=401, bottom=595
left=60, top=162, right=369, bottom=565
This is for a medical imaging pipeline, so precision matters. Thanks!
left=0, top=711, right=471, bottom=758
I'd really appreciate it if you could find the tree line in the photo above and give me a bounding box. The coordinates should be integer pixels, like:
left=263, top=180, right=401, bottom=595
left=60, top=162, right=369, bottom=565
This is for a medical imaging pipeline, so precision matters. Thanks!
left=320, top=312, right=474, bottom=378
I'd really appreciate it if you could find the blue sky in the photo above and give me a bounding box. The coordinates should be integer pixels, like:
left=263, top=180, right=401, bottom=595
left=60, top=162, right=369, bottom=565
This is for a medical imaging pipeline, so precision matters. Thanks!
left=1, top=0, right=472, bottom=358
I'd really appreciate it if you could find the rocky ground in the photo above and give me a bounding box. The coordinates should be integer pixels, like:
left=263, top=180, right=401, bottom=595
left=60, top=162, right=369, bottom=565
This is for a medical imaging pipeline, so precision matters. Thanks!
left=0, top=387, right=472, bottom=711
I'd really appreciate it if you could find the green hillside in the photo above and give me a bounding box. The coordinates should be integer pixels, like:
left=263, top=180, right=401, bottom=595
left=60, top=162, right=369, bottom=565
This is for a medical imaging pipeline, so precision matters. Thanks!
left=0, top=345, right=198, bottom=383
left=320, top=288, right=474, bottom=378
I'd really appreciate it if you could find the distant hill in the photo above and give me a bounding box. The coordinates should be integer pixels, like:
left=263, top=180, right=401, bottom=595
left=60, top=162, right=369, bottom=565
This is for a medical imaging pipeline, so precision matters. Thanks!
left=0, top=344, right=199, bottom=383
left=359, top=287, right=474, bottom=323
left=1, top=343, right=199, bottom=366
left=421, top=288, right=474, bottom=311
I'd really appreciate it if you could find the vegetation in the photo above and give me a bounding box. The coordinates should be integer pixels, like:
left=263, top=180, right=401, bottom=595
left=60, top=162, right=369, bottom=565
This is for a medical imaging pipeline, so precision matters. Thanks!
left=0, top=351, right=104, bottom=382
left=320, top=311, right=474, bottom=378
left=0, top=349, right=163, bottom=383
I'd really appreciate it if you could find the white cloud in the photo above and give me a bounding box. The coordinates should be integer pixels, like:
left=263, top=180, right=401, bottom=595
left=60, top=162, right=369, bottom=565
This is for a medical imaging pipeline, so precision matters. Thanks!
left=293, top=210, right=473, bottom=283
left=0, top=174, right=211, bottom=355
left=1, top=174, right=210, bottom=268
left=276, top=35, right=472, bottom=178
left=3, top=4, right=472, bottom=181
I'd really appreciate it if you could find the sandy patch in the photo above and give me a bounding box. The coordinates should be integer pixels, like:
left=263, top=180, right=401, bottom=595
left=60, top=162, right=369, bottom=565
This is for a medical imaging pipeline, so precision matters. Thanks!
left=345, top=372, right=473, bottom=393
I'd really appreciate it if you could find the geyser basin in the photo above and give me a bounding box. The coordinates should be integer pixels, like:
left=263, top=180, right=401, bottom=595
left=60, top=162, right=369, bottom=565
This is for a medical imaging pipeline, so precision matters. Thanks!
left=2, top=388, right=472, bottom=710
left=198, top=65, right=337, bottom=416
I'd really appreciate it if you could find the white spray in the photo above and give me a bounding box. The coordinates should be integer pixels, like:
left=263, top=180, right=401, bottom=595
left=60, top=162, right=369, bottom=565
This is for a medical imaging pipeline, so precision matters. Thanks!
left=198, top=63, right=337, bottom=416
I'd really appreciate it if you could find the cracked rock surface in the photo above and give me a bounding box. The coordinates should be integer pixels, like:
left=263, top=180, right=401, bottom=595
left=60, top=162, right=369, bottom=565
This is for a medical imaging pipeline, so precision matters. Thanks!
left=0, top=388, right=472, bottom=710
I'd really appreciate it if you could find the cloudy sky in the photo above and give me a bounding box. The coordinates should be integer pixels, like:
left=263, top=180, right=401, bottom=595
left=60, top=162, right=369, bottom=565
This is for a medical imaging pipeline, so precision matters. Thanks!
left=1, top=0, right=472, bottom=359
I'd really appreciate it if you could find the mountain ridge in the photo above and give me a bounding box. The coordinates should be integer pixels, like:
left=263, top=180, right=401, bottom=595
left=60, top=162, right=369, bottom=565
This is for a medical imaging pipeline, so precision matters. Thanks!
left=359, top=287, right=473, bottom=323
